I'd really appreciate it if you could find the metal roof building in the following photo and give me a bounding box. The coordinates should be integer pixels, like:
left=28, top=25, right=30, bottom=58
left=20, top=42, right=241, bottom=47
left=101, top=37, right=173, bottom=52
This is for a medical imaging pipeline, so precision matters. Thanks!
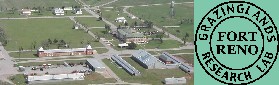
left=179, top=63, right=192, bottom=73
left=132, top=49, right=166, bottom=69
left=160, top=52, right=181, bottom=65
left=163, top=77, right=187, bottom=85
left=27, top=73, right=84, bottom=84
left=86, top=58, right=106, bottom=73
left=111, top=55, right=141, bottom=76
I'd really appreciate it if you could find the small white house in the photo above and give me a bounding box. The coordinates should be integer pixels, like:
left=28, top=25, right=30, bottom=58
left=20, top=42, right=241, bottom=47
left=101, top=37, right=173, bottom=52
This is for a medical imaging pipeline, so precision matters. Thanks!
left=115, top=17, right=127, bottom=23
left=75, top=9, right=83, bottom=14
left=63, top=7, right=73, bottom=11
left=53, top=8, right=64, bottom=15
left=21, top=9, right=31, bottom=15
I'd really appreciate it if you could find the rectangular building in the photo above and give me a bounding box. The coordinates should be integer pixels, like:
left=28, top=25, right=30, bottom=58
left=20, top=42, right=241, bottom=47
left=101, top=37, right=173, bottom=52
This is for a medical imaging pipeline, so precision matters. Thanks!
left=37, top=45, right=96, bottom=57
left=27, top=73, right=84, bottom=84
left=132, top=49, right=165, bottom=69
left=116, top=28, right=147, bottom=44
left=86, top=58, right=106, bottom=73
left=163, top=77, right=187, bottom=85
left=111, top=54, right=140, bottom=76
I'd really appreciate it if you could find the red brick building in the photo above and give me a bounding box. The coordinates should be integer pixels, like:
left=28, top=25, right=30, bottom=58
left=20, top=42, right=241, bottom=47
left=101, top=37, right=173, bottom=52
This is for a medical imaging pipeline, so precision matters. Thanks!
left=37, top=45, right=96, bottom=57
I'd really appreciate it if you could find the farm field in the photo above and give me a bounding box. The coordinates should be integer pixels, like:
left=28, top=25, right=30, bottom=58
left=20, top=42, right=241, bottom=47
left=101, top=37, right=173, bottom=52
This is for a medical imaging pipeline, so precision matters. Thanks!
left=81, top=0, right=113, bottom=7
left=103, top=57, right=192, bottom=85
left=0, top=18, right=104, bottom=51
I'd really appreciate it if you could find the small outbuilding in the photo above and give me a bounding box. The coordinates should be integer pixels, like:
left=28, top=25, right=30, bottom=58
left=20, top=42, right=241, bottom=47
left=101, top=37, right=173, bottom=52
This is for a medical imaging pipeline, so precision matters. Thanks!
left=163, top=77, right=187, bottom=85
left=53, top=8, right=65, bottom=15
left=86, top=59, right=106, bottom=73
left=21, top=9, right=31, bottom=15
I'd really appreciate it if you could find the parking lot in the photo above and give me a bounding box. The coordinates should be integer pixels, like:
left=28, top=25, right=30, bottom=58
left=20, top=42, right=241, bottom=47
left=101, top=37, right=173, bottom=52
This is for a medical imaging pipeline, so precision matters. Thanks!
left=21, top=63, right=91, bottom=75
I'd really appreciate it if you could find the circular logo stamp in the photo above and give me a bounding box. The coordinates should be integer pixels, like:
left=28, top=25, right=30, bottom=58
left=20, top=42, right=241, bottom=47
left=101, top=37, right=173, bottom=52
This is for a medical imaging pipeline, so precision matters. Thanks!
left=195, top=1, right=278, bottom=84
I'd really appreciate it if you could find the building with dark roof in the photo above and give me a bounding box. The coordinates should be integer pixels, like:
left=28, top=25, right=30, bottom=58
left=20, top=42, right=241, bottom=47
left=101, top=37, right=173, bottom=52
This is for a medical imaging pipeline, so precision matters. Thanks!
left=116, top=28, right=147, bottom=44
left=111, top=55, right=140, bottom=76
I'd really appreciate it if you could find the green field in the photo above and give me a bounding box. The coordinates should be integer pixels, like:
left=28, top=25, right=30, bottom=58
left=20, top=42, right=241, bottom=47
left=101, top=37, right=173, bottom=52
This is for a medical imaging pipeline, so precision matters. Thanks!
left=175, top=54, right=194, bottom=65
left=107, top=0, right=193, bottom=7
left=95, top=48, right=109, bottom=54
left=0, top=0, right=79, bottom=9
left=103, top=57, right=192, bottom=85
left=0, top=18, right=104, bottom=51
left=81, top=0, right=113, bottom=6
left=164, top=49, right=194, bottom=54
left=9, top=51, right=37, bottom=58
left=140, top=40, right=182, bottom=49
left=75, top=17, right=107, bottom=27
left=130, top=3, right=194, bottom=41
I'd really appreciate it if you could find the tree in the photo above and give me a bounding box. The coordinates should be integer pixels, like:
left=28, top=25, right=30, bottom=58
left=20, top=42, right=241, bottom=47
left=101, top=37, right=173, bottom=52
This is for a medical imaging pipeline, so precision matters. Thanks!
left=53, top=39, right=58, bottom=44
left=18, top=46, right=23, bottom=59
left=128, top=42, right=137, bottom=49
left=48, top=38, right=52, bottom=44
left=156, top=33, right=164, bottom=43
left=134, top=21, right=138, bottom=27
left=99, top=17, right=102, bottom=21
left=105, top=24, right=110, bottom=34
left=183, top=32, right=189, bottom=45
left=124, top=22, right=128, bottom=27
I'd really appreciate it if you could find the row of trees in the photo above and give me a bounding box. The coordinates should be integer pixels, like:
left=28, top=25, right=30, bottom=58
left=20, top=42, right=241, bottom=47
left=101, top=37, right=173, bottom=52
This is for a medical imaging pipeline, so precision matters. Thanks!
left=0, top=27, right=8, bottom=46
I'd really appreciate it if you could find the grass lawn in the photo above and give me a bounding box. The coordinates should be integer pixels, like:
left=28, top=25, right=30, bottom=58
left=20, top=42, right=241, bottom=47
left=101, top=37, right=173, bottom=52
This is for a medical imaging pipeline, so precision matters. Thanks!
left=107, top=0, right=193, bottom=7
left=16, top=60, right=86, bottom=67
left=95, top=48, right=109, bottom=54
left=175, top=54, right=194, bottom=65
left=141, top=40, right=182, bottom=49
left=164, top=49, right=194, bottom=54
left=130, top=3, right=194, bottom=41
left=75, top=17, right=107, bottom=27
left=47, top=56, right=93, bottom=60
left=103, top=57, right=189, bottom=85
left=81, top=0, right=113, bottom=7
left=0, top=18, right=104, bottom=51
left=101, top=8, right=141, bottom=26
left=9, top=74, right=26, bottom=85
left=9, top=51, right=37, bottom=58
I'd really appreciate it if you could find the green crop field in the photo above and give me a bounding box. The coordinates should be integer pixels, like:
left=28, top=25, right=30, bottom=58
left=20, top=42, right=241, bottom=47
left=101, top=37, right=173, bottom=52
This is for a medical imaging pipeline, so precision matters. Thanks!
left=103, top=57, right=192, bottom=85
left=0, top=18, right=104, bottom=51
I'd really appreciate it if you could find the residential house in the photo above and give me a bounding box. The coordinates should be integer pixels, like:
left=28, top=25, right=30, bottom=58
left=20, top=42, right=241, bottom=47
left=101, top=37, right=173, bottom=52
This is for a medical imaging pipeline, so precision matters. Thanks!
left=53, top=8, right=64, bottom=15
left=21, top=9, right=31, bottom=15
left=75, top=9, right=82, bottom=14
left=63, top=7, right=73, bottom=11
left=115, top=17, right=127, bottom=23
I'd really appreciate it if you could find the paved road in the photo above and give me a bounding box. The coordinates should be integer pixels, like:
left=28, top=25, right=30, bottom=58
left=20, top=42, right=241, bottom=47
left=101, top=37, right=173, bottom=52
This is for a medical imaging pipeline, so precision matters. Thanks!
left=0, top=44, right=18, bottom=84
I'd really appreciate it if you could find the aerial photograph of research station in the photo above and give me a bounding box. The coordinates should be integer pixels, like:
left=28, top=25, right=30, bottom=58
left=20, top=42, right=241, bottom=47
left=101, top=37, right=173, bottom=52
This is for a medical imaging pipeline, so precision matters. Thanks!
left=0, top=0, right=194, bottom=85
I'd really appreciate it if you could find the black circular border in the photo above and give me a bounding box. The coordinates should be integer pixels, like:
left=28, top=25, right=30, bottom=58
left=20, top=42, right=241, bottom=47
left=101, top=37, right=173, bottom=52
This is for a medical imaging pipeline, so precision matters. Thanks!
left=209, top=16, right=264, bottom=70
left=195, top=1, right=278, bottom=84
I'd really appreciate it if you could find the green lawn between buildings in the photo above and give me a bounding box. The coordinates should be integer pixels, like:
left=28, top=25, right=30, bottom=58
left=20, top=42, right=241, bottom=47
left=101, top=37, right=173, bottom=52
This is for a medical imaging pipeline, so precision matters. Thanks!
left=103, top=57, right=193, bottom=85
left=129, top=3, right=194, bottom=41
left=0, top=18, right=104, bottom=51
left=75, top=17, right=107, bottom=27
